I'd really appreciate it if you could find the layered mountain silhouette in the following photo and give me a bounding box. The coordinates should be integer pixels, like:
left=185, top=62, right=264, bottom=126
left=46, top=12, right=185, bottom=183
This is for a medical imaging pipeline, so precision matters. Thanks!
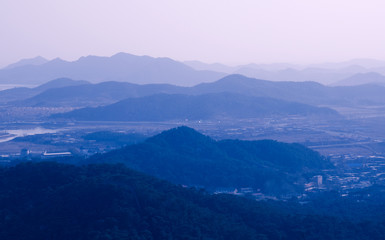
left=53, top=92, right=339, bottom=121
left=4, top=54, right=385, bottom=87
left=0, top=53, right=225, bottom=86
left=191, top=74, right=385, bottom=106
left=185, top=59, right=385, bottom=85
left=334, top=72, right=385, bottom=86
left=89, top=126, right=332, bottom=193
left=3, top=56, right=48, bottom=70
left=10, top=74, right=385, bottom=108
left=0, top=78, right=89, bottom=103
left=234, top=67, right=360, bottom=85
left=186, top=58, right=385, bottom=73
left=12, top=81, right=185, bottom=107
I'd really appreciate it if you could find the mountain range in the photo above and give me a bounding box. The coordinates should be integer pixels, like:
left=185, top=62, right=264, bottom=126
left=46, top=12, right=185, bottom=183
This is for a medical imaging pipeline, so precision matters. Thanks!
left=185, top=58, right=385, bottom=85
left=0, top=53, right=225, bottom=86
left=333, top=72, right=385, bottom=86
left=4, top=53, right=385, bottom=87
left=0, top=78, right=89, bottom=103
left=185, top=58, right=385, bottom=72
left=53, top=92, right=339, bottom=121
left=10, top=80, right=184, bottom=107
left=3, top=56, right=48, bottom=70
left=191, top=75, right=385, bottom=106
left=7, top=74, right=385, bottom=109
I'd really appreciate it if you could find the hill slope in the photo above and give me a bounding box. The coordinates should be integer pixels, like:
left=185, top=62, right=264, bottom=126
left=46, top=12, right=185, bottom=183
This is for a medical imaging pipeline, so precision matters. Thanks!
left=1, top=161, right=380, bottom=240
left=89, top=126, right=332, bottom=193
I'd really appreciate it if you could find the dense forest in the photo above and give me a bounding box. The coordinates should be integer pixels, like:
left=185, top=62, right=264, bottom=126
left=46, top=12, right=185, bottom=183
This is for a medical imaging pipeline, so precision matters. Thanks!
left=90, top=126, right=332, bottom=193
left=2, top=161, right=385, bottom=239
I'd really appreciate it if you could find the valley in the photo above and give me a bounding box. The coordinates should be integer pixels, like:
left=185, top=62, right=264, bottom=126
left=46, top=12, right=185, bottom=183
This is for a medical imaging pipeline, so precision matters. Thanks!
left=4, top=1, right=385, bottom=238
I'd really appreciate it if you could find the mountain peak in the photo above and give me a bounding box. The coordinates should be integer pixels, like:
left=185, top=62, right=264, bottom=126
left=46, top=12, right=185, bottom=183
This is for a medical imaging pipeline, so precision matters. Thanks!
left=146, top=126, right=214, bottom=148
left=50, top=57, right=66, bottom=63
left=35, top=78, right=90, bottom=91
left=334, top=72, right=385, bottom=86
left=0, top=53, right=225, bottom=86
left=4, top=56, right=49, bottom=70
left=111, top=52, right=135, bottom=58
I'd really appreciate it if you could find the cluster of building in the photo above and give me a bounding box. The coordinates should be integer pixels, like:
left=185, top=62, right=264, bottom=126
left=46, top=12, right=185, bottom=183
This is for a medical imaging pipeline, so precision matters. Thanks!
left=0, top=148, right=73, bottom=162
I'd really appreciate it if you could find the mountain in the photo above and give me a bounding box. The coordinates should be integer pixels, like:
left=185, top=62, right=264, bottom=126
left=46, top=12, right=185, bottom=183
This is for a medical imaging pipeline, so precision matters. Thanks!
left=309, top=58, right=385, bottom=69
left=11, top=74, right=385, bottom=108
left=53, top=92, right=339, bottom=121
left=0, top=52, right=226, bottom=86
left=34, top=77, right=90, bottom=91
left=3, top=56, right=48, bottom=70
left=184, top=60, right=376, bottom=85
left=1, top=161, right=381, bottom=240
left=191, top=74, right=385, bottom=106
left=89, top=126, right=332, bottom=193
left=184, top=60, right=238, bottom=73
left=0, top=78, right=90, bottom=103
left=333, top=72, right=385, bottom=86
left=14, top=81, right=185, bottom=107
left=185, top=60, right=302, bottom=73
left=234, top=67, right=365, bottom=85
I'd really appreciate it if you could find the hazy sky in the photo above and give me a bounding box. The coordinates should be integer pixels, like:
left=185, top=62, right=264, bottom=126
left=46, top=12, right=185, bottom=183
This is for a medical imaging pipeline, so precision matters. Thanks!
left=1, top=0, right=385, bottom=67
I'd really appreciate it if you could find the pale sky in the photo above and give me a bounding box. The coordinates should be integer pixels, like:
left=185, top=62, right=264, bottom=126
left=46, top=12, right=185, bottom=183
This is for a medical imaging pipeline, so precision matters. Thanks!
left=1, top=0, right=385, bottom=67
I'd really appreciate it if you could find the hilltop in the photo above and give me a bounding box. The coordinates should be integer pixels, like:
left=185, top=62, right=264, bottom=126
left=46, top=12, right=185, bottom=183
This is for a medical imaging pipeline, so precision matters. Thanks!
left=90, top=126, right=332, bottom=193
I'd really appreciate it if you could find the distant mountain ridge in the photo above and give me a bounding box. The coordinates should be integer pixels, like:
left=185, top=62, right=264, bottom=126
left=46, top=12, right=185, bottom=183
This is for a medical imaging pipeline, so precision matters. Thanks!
left=0, top=78, right=89, bottom=104
left=7, top=74, right=385, bottom=109
left=3, top=56, right=48, bottom=70
left=334, top=72, right=385, bottom=86
left=53, top=92, right=339, bottom=121
left=5, top=54, right=385, bottom=87
left=0, top=52, right=226, bottom=86
left=191, top=74, right=385, bottom=106
left=13, top=81, right=185, bottom=107
left=185, top=59, right=385, bottom=85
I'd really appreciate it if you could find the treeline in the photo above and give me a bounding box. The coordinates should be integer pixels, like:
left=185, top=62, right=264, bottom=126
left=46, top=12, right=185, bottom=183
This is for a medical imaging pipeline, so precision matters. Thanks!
left=1, top=162, right=385, bottom=239
left=90, top=126, right=332, bottom=194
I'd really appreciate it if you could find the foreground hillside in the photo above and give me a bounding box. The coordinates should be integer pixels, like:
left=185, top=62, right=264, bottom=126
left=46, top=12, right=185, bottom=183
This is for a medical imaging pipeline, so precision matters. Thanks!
left=1, top=161, right=384, bottom=240
left=90, top=126, right=332, bottom=193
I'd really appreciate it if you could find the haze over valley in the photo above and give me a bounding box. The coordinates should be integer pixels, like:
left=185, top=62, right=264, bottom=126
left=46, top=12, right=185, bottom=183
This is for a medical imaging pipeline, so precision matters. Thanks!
left=3, top=0, right=385, bottom=239
left=3, top=54, right=385, bottom=240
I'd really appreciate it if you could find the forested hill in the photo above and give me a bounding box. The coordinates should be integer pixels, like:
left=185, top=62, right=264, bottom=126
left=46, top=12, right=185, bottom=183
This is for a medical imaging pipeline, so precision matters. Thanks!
left=90, top=126, right=333, bottom=193
left=0, top=161, right=383, bottom=240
